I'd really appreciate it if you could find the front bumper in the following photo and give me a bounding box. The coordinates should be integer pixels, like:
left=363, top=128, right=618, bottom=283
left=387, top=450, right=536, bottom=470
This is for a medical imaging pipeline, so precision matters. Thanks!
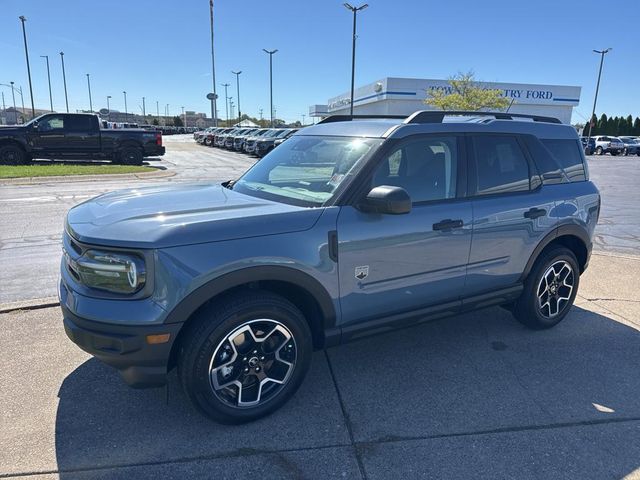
left=62, top=303, right=182, bottom=388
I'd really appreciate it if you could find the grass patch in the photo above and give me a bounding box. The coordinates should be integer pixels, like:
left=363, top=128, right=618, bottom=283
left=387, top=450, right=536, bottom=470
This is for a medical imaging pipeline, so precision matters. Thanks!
left=0, top=164, right=155, bottom=179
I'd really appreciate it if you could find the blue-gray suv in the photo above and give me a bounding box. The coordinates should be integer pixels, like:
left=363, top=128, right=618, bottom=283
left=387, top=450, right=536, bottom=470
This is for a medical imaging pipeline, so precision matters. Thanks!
left=60, top=111, right=600, bottom=423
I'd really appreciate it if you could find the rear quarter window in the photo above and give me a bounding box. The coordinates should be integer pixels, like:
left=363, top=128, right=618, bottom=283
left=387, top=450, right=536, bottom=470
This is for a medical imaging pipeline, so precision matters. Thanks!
left=540, top=139, right=587, bottom=182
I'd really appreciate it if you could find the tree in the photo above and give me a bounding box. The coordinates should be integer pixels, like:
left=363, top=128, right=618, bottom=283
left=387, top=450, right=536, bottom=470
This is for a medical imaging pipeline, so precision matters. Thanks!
left=152, top=118, right=159, bottom=126
left=424, top=71, right=511, bottom=111
left=173, top=115, right=184, bottom=127
left=634, top=117, right=640, bottom=136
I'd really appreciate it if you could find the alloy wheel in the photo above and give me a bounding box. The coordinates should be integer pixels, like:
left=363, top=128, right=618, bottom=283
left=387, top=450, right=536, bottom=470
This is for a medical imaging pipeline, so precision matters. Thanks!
left=536, top=260, right=574, bottom=318
left=208, top=319, right=297, bottom=408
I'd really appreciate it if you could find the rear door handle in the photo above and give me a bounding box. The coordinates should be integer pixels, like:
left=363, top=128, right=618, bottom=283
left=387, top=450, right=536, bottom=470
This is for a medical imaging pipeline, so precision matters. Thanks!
left=524, top=208, right=547, bottom=219
left=433, top=219, right=464, bottom=231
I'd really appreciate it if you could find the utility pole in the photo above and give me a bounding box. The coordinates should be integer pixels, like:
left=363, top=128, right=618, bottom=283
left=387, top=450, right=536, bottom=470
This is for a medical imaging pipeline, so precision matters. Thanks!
left=209, top=0, right=218, bottom=126
left=86, top=74, right=93, bottom=112
left=19, top=16, right=36, bottom=118
left=343, top=3, right=368, bottom=116
left=263, top=49, right=278, bottom=127
left=40, top=55, right=53, bottom=111
left=59, top=52, right=69, bottom=112
left=232, top=70, right=242, bottom=125
left=586, top=48, right=612, bottom=144
left=221, top=83, right=230, bottom=124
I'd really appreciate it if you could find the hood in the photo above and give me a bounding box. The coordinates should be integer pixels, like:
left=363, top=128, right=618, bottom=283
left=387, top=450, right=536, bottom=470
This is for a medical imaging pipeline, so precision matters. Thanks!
left=66, top=183, right=322, bottom=249
left=0, top=125, right=27, bottom=135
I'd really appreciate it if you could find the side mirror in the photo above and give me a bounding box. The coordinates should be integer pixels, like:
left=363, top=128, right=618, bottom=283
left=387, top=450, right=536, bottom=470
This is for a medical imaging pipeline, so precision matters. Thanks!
left=358, top=185, right=411, bottom=215
left=31, top=121, right=39, bottom=130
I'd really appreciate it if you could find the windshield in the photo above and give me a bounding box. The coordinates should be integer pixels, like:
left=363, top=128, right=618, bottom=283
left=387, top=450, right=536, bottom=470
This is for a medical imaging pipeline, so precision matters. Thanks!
left=233, top=135, right=383, bottom=206
left=23, top=114, right=50, bottom=126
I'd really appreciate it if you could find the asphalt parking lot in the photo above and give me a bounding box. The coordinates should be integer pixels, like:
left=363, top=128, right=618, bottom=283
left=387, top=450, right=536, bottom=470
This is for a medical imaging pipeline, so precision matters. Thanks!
left=1, top=253, right=639, bottom=479
left=1, top=137, right=640, bottom=478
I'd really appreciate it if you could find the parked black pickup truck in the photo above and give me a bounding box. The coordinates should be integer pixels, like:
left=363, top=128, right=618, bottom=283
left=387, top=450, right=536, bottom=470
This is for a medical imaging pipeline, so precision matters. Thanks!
left=0, top=113, right=165, bottom=165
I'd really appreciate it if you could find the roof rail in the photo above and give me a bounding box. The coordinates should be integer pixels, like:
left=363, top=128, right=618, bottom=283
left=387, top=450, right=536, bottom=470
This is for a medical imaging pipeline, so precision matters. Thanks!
left=317, top=114, right=407, bottom=124
left=404, top=110, right=562, bottom=124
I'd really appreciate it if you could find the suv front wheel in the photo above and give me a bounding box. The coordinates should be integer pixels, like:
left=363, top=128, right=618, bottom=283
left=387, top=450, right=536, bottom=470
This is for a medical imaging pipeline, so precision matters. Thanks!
left=178, top=291, right=312, bottom=424
left=513, top=247, right=579, bottom=330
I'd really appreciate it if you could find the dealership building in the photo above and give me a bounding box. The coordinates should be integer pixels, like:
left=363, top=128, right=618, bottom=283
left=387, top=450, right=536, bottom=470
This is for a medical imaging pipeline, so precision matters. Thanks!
left=310, top=77, right=581, bottom=124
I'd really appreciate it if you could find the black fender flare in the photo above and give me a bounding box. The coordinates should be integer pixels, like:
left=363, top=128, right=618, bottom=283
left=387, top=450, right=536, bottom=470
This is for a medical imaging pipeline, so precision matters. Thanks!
left=520, top=224, right=591, bottom=281
left=163, top=265, right=337, bottom=330
left=0, top=137, right=30, bottom=153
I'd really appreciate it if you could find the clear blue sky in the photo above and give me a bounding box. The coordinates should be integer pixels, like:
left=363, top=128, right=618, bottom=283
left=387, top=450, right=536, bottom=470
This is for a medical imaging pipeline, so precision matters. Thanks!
left=1, top=0, right=637, bottom=124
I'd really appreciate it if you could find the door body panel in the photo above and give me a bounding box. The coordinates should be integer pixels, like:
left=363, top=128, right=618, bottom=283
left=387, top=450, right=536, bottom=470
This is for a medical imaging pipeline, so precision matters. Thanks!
left=337, top=202, right=472, bottom=326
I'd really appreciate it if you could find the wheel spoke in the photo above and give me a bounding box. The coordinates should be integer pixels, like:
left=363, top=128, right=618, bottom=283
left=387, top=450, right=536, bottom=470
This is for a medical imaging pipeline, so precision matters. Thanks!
left=536, top=260, right=574, bottom=319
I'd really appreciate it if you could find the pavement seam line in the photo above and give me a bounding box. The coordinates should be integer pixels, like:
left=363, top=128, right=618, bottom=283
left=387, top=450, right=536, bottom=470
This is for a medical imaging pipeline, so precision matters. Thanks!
left=0, top=301, right=60, bottom=314
left=0, top=442, right=353, bottom=478
left=577, top=294, right=639, bottom=328
left=324, top=348, right=368, bottom=480
left=4, top=416, right=640, bottom=478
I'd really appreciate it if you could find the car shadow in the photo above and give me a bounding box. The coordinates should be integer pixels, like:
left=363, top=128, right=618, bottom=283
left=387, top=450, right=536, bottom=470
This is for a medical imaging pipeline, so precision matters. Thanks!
left=54, top=306, right=640, bottom=477
left=24, top=158, right=166, bottom=169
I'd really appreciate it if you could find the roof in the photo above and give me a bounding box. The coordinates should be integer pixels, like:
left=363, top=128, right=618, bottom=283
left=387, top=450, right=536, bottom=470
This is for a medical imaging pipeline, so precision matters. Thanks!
left=294, top=111, right=578, bottom=140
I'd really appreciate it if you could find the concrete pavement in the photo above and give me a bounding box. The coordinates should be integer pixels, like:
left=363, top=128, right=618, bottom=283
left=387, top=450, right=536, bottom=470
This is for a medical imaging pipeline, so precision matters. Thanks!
left=1, top=253, right=639, bottom=479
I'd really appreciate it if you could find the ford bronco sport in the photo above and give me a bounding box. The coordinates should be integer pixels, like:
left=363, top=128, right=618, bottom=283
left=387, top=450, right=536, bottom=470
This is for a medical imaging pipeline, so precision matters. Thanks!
left=60, top=111, right=600, bottom=424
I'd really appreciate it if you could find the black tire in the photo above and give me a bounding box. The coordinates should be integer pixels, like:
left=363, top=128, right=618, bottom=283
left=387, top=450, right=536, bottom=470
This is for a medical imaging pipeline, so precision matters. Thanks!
left=513, top=246, right=580, bottom=330
left=117, top=146, right=143, bottom=165
left=595, top=146, right=603, bottom=155
left=610, top=151, right=618, bottom=156
left=0, top=144, right=26, bottom=165
left=177, top=290, right=312, bottom=424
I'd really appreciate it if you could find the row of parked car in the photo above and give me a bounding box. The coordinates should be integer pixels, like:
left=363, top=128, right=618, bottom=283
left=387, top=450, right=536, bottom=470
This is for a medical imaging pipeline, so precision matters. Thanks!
left=194, top=126, right=299, bottom=156
left=581, top=135, right=640, bottom=156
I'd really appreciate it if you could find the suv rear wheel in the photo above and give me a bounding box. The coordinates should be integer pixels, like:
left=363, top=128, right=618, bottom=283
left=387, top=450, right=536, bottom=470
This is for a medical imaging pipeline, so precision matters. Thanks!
left=513, top=246, right=579, bottom=330
left=177, top=291, right=312, bottom=424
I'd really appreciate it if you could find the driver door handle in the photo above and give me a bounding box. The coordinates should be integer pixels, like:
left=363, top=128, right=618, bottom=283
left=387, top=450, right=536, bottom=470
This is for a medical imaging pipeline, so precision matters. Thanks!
left=433, top=219, right=463, bottom=231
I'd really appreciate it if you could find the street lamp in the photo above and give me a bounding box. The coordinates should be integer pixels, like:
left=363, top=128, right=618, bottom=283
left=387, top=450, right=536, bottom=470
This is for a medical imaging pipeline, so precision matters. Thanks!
left=343, top=3, right=368, bottom=117
left=586, top=48, right=612, bottom=144
left=86, top=74, right=93, bottom=112
left=232, top=70, right=242, bottom=125
left=59, top=52, right=69, bottom=113
left=221, top=83, right=230, bottom=124
left=156, top=100, right=160, bottom=125
left=262, top=49, right=278, bottom=127
left=106, top=95, right=111, bottom=120
left=302, top=113, right=306, bottom=126
left=209, top=0, right=218, bottom=126
left=9, top=82, right=17, bottom=124
left=123, top=91, right=128, bottom=122
left=181, top=105, right=185, bottom=127
left=142, top=96, right=146, bottom=120
left=18, top=16, right=36, bottom=118
left=40, top=55, right=53, bottom=111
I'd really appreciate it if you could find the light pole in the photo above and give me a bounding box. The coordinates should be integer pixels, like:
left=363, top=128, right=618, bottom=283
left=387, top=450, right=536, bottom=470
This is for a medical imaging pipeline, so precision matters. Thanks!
left=181, top=105, right=185, bottom=127
left=156, top=100, right=159, bottom=125
left=142, top=96, right=146, bottom=120
left=86, top=74, right=93, bottom=112
left=343, top=3, right=368, bottom=117
left=59, top=52, right=69, bottom=113
left=123, top=91, right=128, bottom=122
left=302, top=114, right=306, bottom=126
left=263, top=49, right=278, bottom=127
left=229, top=100, right=235, bottom=121
left=586, top=48, right=612, bottom=144
left=106, top=95, right=111, bottom=120
left=40, top=55, right=53, bottom=111
left=209, top=0, right=218, bottom=126
left=232, top=70, right=242, bottom=125
left=221, top=83, right=230, bottom=124
left=18, top=16, right=36, bottom=118
left=9, top=82, right=17, bottom=124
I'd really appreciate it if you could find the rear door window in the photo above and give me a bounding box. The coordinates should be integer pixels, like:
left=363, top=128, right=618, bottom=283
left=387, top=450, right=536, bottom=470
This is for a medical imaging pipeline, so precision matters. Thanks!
left=66, top=115, right=95, bottom=132
left=471, top=135, right=530, bottom=195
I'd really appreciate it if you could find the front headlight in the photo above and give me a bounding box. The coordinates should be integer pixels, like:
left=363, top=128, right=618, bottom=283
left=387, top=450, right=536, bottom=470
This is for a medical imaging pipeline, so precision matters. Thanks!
left=70, top=249, right=146, bottom=294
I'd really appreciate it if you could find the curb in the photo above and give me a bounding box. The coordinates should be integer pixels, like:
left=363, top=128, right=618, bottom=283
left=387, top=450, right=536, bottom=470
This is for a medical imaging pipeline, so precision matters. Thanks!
left=0, top=168, right=175, bottom=186
left=0, top=296, right=60, bottom=314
